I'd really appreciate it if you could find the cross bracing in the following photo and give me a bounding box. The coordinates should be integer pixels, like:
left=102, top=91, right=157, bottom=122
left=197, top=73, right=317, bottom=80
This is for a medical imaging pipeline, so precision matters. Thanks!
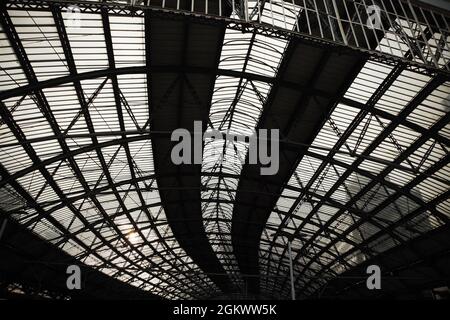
left=0, top=0, right=449, bottom=299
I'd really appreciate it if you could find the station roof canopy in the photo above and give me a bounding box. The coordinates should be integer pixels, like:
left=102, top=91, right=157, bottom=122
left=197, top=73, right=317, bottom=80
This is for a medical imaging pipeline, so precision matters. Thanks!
left=0, top=0, right=449, bottom=299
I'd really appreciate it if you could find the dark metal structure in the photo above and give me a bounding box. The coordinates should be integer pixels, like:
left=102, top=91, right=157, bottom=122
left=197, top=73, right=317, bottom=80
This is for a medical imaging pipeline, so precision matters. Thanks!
left=0, top=0, right=449, bottom=299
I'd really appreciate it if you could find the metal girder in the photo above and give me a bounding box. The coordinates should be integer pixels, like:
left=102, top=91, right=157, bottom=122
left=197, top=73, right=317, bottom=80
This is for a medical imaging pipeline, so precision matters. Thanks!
left=314, top=212, right=450, bottom=299
left=99, top=6, right=212, bottom=296
left=232, top=36, right=372, bottom=293
left=1, top=69, right=448, bottom=150
left=1, top=63, right=356, bottom=102
left=0, top=6, right=214, bottom=299
left=291, top=76, right=450, bottom=298
left=0, top=216, right=161, bottom=300
left=11, top=140, right=442, bottom=281
left=2, top=128, right=445, bottom=230
left=269, top=37, right=411, bottom=272
left=3, top=0, right=449, bottom=76
left=145, top=8, right=233, bottom=294
left=0, top=0, right=449, bottom=300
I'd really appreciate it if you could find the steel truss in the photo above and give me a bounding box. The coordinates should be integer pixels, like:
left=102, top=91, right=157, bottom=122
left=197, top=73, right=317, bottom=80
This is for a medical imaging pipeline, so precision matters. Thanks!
left=0, top=0, right=449, bottom=299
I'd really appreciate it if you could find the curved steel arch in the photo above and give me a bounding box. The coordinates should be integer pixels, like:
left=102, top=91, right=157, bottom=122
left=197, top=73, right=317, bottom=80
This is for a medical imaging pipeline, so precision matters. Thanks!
left=0, top=0, right=449, bottom=300
left=5, top=127, right=443, bottom=233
